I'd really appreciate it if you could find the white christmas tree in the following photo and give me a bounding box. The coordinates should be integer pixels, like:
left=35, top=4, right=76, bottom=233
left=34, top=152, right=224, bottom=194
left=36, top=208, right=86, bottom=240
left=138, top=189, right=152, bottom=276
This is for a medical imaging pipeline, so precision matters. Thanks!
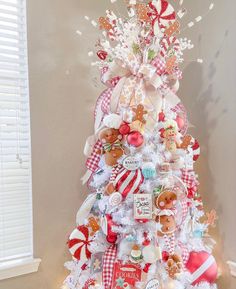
left=63, top=1, right=218, bottom=289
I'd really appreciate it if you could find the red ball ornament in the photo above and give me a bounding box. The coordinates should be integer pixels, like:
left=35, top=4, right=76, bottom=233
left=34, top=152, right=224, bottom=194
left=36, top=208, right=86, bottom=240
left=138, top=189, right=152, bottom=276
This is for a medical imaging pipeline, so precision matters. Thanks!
left=119, top=123, right=130, bottom=135
left=136, top=219, right=149, bottom=224
left=97, top=50, right=108, bottom=60
left=142, top=232, right=151, bottom=246
left=176, top=115, right=185, bottom=130
left=127, top=131, right=144, bottom=147
left=162, top=251, right=169, bottom=262
left=101, top=214, right=118, bottom=244
left=186, top=251, right=218, bottom=285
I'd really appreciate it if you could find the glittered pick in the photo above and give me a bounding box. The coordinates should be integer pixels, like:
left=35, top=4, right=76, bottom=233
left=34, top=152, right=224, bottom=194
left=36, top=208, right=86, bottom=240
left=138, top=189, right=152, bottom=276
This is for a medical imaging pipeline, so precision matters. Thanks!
left=165, top=55, right=177, bottom=74
left=99, top=17, right=113, bottom=31
left=177, top=8, right=187, bottom=19
left=164, top=20, right=180, bottom=37
left=136, top=3, right=150, bottom=22
left=205, top=210, right=218, bottom=227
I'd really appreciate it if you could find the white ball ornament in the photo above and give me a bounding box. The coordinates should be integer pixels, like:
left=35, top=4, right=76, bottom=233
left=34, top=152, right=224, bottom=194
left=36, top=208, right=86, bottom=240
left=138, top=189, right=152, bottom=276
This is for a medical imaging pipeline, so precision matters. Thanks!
left=142, top=245, right=162, bottom=264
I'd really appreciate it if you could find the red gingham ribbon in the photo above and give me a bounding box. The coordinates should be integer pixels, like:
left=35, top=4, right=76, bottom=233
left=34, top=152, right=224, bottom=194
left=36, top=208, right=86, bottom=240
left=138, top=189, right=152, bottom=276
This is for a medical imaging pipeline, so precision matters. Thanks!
left=180, top=199, right=189, bottom=224
left=86, top=140, right=102, bottom=173
left=151, top=56, right=166, bottom=75
left=178, top=241, right=190, bottom=265
left=100, top=67, right=121, bottom=88
left=102, top=244, right=117, bottom=289
left=171, top=103, right=188, bottom=135
left=181, top=169, right=197, bottom=188
left=172, top=67, right=183, bottom=80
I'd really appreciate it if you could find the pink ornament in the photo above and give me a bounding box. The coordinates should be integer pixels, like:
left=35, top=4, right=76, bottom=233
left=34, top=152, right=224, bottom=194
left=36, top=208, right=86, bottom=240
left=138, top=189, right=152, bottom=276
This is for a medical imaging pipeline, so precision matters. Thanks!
left=175, top=115, right=185, bottom=130
left=97, top=50, right=108, bottom=60
left=119, top=123, right=131, bottom=135
left=171, top=103, right=188, bottom=135
left=186, top=251, right=218, bottom=285
left=127, top=131, right=144, bottom=147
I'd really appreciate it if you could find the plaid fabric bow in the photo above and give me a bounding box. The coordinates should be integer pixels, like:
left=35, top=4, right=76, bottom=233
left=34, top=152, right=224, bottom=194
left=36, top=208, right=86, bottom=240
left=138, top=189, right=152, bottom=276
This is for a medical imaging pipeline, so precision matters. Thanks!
left=181, top=169, right=199, bottom=198
left=103, top=140, right=123, bottom=152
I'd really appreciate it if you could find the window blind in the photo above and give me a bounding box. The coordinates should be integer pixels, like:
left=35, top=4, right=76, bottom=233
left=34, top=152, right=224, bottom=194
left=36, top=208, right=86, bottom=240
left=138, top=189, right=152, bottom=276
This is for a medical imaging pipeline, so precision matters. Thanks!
left=0, top=0, right=33, bottom=263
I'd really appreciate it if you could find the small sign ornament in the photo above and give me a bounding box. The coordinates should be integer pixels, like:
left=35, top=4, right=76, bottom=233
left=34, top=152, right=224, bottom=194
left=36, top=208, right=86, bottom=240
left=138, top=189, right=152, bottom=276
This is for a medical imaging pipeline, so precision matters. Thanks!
left=123, top=156, right=141, bottom=171
left=145, top=279, right=160, bottom=289
left=134, top=194, right=153, bottom=220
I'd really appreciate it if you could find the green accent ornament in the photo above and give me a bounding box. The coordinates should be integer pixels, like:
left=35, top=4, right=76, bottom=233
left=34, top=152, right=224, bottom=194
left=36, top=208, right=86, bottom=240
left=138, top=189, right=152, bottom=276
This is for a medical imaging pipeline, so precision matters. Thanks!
left=96, top=193, right=102, bottom=200
left=153, top=186, right=163, bottom=196
left=148, top=49, right=156, bottom=60
left=132, top=43, right=140, bottom=54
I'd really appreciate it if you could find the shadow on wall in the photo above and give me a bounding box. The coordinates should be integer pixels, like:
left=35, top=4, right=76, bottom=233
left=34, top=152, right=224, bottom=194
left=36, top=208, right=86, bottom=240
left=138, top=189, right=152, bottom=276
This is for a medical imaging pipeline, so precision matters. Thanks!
left=180, top=30, right=231, bottom=288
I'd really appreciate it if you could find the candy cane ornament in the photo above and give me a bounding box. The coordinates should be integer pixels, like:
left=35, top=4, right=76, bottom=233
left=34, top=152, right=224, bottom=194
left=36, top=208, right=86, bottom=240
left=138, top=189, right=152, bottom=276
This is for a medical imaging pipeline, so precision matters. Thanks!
left=160, top=36, right=180, bottom=58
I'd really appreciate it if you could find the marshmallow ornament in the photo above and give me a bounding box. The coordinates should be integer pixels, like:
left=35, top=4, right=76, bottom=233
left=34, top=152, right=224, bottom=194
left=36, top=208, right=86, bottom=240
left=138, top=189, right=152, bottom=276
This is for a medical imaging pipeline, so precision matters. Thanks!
left=142, top=245, right=162, bottom=264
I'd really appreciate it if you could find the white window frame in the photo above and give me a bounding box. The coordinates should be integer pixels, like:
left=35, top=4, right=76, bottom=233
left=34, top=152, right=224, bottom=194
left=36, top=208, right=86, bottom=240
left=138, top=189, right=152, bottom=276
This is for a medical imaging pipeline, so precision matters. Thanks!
left=0, top=0, right=41, bottom=280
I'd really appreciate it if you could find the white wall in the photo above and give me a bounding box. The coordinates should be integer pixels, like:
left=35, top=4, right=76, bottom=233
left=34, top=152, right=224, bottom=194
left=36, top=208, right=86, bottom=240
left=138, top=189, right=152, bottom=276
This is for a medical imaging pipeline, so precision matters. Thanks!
left=0, top=0, right=235, bottom=289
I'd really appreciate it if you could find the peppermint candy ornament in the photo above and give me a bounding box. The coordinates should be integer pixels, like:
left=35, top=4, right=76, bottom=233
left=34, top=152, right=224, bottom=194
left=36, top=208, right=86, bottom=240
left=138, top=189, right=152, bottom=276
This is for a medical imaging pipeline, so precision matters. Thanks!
left=109, top=192, right=122, bottom=206
left=149, top=0, right=176, bottom=32
left=68, top=225, right=92, bottom=263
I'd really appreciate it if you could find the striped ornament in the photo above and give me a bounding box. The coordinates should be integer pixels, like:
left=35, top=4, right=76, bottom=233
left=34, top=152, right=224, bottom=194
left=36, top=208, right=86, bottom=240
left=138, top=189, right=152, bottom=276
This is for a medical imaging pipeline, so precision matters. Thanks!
left=67, top=225, right=92, bottom=263
left=186, top=251, right=218, bottom=285
left=111, top=166, right=144, bottom=199
left=160, top=36, right=180, bottom=58
left=192, top=138, right=200, bottom=162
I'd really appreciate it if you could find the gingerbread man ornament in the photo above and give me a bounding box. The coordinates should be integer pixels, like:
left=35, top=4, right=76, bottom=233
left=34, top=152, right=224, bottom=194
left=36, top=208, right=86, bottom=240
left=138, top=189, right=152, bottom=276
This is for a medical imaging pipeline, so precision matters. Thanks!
left=132, top=104, right=148, bottom=124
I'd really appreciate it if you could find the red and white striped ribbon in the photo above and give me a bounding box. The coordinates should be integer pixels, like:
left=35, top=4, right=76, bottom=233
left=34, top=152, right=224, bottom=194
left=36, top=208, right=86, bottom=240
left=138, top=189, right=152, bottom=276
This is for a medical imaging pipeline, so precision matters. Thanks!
left=178, top=241, right=190, bottom=265
left=164, top=233, right=176, bottom=255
